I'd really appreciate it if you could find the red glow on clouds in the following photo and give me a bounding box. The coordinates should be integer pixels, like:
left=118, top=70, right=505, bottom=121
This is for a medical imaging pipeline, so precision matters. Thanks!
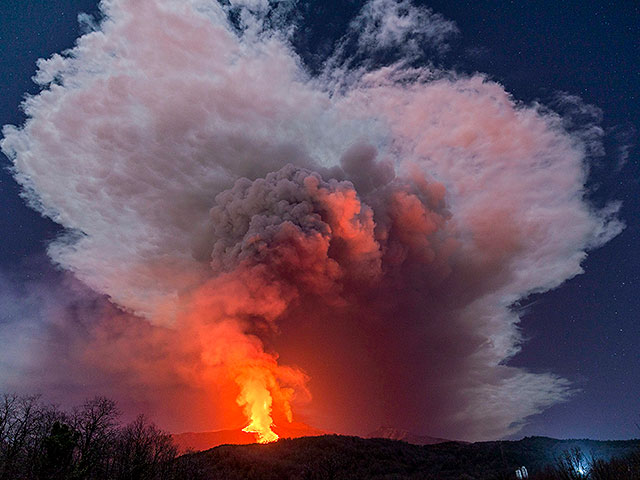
left=0, top=0, right=622, bottom=442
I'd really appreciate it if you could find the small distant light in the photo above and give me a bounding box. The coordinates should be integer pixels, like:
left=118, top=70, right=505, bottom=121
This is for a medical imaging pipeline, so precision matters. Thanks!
left=575, top=461, right=588, bottom=476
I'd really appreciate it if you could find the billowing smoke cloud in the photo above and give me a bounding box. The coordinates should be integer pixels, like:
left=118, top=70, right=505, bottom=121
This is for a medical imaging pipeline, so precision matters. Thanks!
left=1, top=0, right=622, bottom=440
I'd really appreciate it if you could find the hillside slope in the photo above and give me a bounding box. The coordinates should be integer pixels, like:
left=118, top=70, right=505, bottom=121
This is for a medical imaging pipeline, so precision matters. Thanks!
left=175, top=435, right=640, bottom=479
left=367, top=427, right=452, bottom=445
left=173, top=423, right=327, bottom=452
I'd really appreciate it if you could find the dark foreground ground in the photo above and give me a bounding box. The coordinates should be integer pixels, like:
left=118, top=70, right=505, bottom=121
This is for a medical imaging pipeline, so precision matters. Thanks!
left=3, top=395, right=637, bottom=479
left=175, top=435, right=640, bottom=480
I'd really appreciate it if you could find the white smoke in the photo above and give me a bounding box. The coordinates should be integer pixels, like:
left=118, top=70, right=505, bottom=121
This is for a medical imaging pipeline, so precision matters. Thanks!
left=1, top=0, right=622, bottom=440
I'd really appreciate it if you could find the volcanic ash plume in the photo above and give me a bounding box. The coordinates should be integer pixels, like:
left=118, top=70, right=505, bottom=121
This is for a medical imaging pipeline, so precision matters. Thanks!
left=1, top=0, right=622, bottom=441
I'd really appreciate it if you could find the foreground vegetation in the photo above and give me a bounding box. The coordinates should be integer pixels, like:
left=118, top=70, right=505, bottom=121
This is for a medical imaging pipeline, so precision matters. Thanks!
left=177, top=434, right=640, bottom=480
left=0, top=394, right=638, bottom=479
left=0, top=394, right=185, bottom=480
left=530, top=447, right=640, bottom=480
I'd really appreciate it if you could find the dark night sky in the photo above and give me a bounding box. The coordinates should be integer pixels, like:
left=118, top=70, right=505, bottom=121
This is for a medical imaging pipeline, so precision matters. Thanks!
left=1, top=0, right=638, bottom=440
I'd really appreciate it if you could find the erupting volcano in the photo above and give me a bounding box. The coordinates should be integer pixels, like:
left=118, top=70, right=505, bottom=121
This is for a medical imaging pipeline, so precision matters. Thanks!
left=0, top=0, right=622, bottom=443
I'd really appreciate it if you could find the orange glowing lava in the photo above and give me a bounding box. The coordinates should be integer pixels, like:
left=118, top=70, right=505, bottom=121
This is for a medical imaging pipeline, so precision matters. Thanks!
left=236, top=373, right=280, bottom=443
left=231, top=357, right=300, bottom=444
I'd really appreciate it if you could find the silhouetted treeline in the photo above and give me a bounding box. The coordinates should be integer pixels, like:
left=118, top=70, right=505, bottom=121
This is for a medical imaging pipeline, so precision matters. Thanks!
left=530, top=446, right=640, bottom=480
left=3, top=394, right=638, bottom=480
left=0, top=394, right=193, bottom=480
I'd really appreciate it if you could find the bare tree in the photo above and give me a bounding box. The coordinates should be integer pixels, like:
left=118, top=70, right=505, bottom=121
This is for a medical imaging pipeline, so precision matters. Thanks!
left=72, top=397, right=120, bottom=479
left=111, top=415, right=178, bottom=480
left=0, top=394, right=183, bottom=480
left=0, top=394, right=44, bottom=479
